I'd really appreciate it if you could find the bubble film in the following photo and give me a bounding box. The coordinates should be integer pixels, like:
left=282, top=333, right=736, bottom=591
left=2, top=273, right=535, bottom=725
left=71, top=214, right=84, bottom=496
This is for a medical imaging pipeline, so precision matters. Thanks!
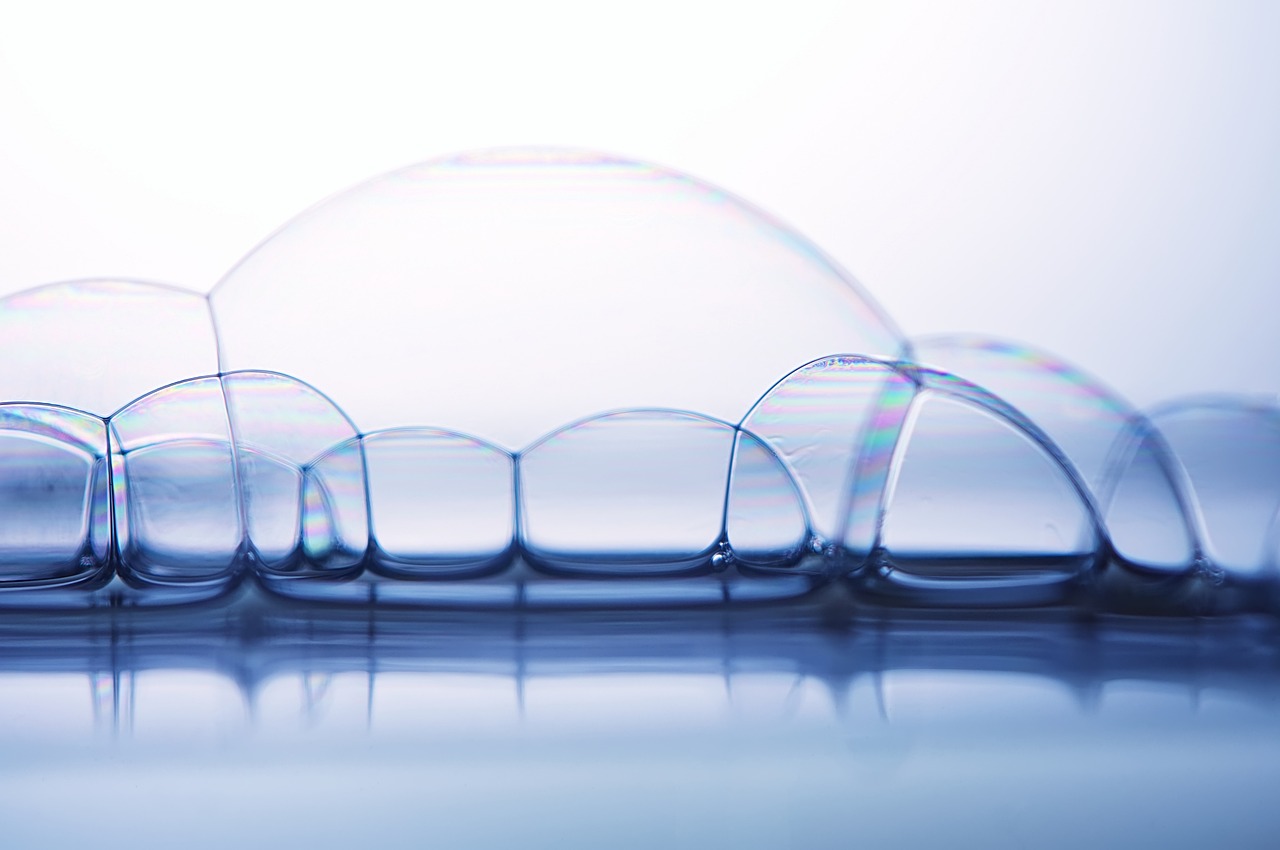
left=867, top=379, right=1099, bottom=606
left=912, top=336, right=1198, bottom=574
left=363, top=429, right=515, bottom=578
left=110, top=377, right=241, bottom=587
left=210, top=148, right=906, bottom=448
left=222, top=372, right=368, bottom=585
left=0, top=280, right=219, bottom=416
left=0, top=150, right=1276, bottom=614
left=0, top=405, right=109, bottom=587
left=1149, top=400, right=1280, bottom=578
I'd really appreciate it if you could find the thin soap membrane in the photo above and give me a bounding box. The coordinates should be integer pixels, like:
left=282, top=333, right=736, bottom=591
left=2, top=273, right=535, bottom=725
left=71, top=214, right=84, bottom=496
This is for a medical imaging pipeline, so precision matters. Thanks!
left=0, top=149, right=1275, bottom=613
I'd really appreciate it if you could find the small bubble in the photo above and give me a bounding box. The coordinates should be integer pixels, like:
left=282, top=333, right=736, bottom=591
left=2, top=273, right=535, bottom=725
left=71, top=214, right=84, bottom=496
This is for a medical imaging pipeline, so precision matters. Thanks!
left=520, top=411, right=736, bottom=576
left=710, top=544, right=735, bottom=572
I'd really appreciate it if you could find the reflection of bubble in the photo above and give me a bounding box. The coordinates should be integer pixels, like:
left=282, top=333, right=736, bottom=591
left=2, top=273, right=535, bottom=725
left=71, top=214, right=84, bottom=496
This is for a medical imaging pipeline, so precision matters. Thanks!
left=0, top=151, right=1277, bottom=614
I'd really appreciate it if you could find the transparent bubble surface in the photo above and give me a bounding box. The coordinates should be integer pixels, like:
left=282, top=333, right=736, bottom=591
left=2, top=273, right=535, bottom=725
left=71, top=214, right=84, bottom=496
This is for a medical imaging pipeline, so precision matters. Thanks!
left=364, top=429, right=515, bottom=578
left=519, top=411, right=736, bottom=576
left=0, top=405, right=109, bottom=585
left=1, top=154, right=1279, bottom=613
left=724, top=430, right=808, bottom=569
left=912, top=336, right=1133, bottom=492
left=871, top=386, right=1099, bottom=605
left=222, top=372, right=366, bottom=579
left=1151, top=399, right=1280, bottom=579
left=912, top=336, right=1197, bottom=574
left=110, top=378, right=241, bottom=586
left=1100, top=424, right=1198, bottom=572
left=740, top=356, right=912, bottom=554
left=210, top=148, right=905, bottom=448
left=0, top=280, right=218, bottom=416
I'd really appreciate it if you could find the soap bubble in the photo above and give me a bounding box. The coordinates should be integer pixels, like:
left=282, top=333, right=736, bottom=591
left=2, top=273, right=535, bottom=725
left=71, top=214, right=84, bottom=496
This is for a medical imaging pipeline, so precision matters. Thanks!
left=201, top=148, right=906, bottom=608
left=740, top=356, right=914, bottom=555
left=221, top=371, right=366, bottom=580
left=211, top=148, right=906, bottom=449
left=363, top=429, right=515, bottom=578
left=912, top=336, right=1197, bottom=574
left=110, top=377, right=241, bottom=587
left=743, top=356, right=1103, bottom=605
left=0, top=280, right=229, bottom=606
left=0, top=280, right=218, bottom=416
left=870, top=371, right=1101, bottom=606
left=1099, top=421, right=1198, bottom=572
left=1149, top=398, right=1280, bottom=580
left=0, top=152, right=1275, bottom=614
left=724, top=429, right=809, bottom=569
left=0, top=404, right=110, bottom=585
left=519, top=411, right=737, bottom=576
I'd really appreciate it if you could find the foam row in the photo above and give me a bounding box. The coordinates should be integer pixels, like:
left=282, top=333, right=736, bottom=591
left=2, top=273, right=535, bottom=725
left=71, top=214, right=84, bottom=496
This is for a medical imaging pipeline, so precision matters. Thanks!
left=0, top=356, right=1274, bottom=612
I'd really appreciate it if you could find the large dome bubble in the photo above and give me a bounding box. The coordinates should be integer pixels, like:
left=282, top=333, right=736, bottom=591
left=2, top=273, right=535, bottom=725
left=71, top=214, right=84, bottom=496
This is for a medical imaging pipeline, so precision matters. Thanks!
left=211, top=148, right=905, bottom=449
left=0, top=151, right=1276, bottom=614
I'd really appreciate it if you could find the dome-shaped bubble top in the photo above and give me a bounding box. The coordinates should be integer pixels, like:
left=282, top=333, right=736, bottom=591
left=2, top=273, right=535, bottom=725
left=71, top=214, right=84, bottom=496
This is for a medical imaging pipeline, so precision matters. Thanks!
left=211, top=148, right=905, bottom=448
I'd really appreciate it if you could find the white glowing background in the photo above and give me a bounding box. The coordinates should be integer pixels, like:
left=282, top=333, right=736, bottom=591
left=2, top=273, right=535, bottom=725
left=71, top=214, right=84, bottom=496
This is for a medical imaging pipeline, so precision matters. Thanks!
left=0, top=1, right=1276, bottom=407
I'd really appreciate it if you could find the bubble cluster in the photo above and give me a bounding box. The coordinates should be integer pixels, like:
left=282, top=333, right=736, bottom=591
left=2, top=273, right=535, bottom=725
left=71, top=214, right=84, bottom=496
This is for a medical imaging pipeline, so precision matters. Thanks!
left=0, top=150, right=1274, bottom=612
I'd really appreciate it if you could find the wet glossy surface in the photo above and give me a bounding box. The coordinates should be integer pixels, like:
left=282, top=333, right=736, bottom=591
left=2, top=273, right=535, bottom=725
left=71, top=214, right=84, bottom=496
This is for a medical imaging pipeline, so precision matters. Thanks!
left=0, top=588, right=1277, bottom=848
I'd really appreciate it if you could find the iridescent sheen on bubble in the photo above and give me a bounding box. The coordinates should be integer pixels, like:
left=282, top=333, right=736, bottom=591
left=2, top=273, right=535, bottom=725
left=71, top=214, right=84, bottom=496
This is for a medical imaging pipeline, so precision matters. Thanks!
left=0, top=152, right=1276, bottom=615
left=739, top=356, right=911, bottom=557
left=0, top=280, right=219, bottom=416
left=814, top=364, right=1107, bottom=606
left=222, top=371, right=366, bottom=581
left=211, top=149, right=906, bottom=447
left=869, top=382, right=1100, bottom=606
left=0, top=404, right=110, bottom=587
left=110, top=377, right=242, bottom=587
left=912, top=336, right=1197, bottom=574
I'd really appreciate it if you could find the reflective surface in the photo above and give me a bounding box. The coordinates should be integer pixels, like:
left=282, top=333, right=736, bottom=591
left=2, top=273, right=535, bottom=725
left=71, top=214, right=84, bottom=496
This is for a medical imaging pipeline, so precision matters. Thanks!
left=0, top=588, right=1277, bottom=849
left=1, top=152, right=1278, bottom=847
